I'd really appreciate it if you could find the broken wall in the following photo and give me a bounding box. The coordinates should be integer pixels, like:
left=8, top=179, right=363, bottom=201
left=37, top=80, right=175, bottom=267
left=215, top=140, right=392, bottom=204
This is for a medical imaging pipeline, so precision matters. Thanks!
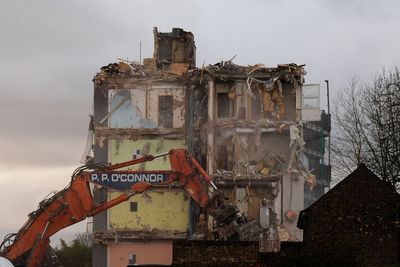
left=194, top=62, right=308, bottom=248
left=152, top=27, right=196, bottom=69
left=92, top=65, right=191, bottom=266
left=108, top=84, right=185, bottom=129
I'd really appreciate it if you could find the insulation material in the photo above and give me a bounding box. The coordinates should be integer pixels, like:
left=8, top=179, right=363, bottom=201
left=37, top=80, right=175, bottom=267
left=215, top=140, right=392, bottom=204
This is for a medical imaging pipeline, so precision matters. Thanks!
left=148, top=85, right=185, bottom=128
left=261, top=83, right=285, bottom=119
left=108, top=241, right=172, bottom=266
left=168, top=63, right=190, bottom=76
left=303, top=171, right=317, bottom=191
left=254, top=151, right=286, bottom=177
left=287, top=124, right=305, bottom=171
left=108, top=190, right=190, bottom=231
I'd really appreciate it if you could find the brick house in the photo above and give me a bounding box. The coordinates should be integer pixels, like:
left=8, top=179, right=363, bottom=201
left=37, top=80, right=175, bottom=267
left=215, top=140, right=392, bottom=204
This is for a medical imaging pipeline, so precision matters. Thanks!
left=297, top=164, right=400, bottom=266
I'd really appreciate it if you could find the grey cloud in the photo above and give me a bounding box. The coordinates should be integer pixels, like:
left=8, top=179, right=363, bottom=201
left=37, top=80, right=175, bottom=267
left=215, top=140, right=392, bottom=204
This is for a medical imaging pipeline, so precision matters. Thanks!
left=1, top=0, right=400, bottom=244
left=0, top=99, right=90, bottom=167
left=1, top=0, right=400, bottom=168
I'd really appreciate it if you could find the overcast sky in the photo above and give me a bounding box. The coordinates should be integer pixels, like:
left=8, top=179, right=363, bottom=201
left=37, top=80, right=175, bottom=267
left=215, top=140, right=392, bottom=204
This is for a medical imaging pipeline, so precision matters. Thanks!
left=0, top=0, right=399, bottom=245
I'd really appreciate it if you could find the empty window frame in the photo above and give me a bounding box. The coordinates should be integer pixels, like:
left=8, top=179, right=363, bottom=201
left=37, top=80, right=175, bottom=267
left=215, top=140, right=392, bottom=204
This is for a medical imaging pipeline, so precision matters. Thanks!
left=216, top=145, right=228, bottom=170
left=217, top=92, right=230, bottom=118
left=158, top=95, right=174, bottom=128
left=216, top=144, right=233, bottom=171
left=130, top=202, right=138, bottom=212
left=216, top=84, right=236, bottom=119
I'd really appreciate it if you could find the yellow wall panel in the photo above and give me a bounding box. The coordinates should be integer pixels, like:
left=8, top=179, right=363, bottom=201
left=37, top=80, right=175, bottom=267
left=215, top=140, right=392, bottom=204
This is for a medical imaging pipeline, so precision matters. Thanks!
left=108, top=139, right=189, bottom=232
left=108, top=190, right=189, bottom=231
left=109, top=139, right=186, bottom=170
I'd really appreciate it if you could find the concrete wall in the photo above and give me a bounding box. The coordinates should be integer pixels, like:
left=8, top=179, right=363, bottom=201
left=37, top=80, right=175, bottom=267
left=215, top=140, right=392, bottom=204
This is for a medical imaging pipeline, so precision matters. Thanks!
left=278, top=174, right=304, bottom=241
left=108, top=84, right=185, bottom=129
left=109, top=88, right=152, bottom=128
left=148, top=84, right=185, bottom=128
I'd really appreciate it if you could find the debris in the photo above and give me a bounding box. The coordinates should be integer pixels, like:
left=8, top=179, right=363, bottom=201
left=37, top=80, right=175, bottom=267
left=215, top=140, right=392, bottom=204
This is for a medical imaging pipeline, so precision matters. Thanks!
left=168, top=63, right=190, bottom=76
left=287, top=124, right=305, bottom=172
left=304, top=172, right=317, bottom=191
left=284, top=210, right=297, bottom=223
left=261, top=167, right=271, bottom=176
left=277, top=224, right=298, bottom=242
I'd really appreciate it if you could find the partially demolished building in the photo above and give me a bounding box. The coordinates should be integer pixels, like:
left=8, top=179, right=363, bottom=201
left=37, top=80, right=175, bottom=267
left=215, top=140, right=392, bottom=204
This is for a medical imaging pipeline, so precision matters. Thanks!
left=89, top=28, right=331, bottom=266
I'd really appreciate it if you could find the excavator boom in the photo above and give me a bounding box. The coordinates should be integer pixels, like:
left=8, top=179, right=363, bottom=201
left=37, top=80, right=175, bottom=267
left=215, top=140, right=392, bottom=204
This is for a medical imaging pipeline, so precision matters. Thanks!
left=0, top=149, right=261, bottom=267
left=0, top=153, right=157, bottom=267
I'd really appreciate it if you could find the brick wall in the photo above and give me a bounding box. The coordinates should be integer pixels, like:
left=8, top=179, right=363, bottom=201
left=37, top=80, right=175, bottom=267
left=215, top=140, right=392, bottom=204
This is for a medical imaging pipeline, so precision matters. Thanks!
left=172, top=241, right=260, bottom=267
left=301, top=165, right=399, bottom=266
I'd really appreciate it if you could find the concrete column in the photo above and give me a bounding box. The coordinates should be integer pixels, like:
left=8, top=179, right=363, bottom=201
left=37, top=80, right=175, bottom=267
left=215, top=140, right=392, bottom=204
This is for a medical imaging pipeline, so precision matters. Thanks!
left=207, top=79, right=215, bottom=175
left=92, top=85, right=108, bottom=267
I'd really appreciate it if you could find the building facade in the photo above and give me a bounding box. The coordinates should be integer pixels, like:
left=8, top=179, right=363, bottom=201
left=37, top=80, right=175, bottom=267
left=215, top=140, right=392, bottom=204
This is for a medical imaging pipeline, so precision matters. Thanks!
left=89, top=28, right=331, bottom=266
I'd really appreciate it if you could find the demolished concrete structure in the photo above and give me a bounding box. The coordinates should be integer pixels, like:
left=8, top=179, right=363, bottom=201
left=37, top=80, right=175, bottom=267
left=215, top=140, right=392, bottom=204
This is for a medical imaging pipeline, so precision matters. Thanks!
left=88, top=27, right=331, bottom=266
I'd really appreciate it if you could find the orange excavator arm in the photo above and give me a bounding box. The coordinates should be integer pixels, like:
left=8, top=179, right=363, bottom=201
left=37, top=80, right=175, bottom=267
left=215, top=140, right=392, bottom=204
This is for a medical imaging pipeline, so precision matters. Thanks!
left=1, top=149, right=260, bottom=267
left=0, top=153, right=157, bottom=267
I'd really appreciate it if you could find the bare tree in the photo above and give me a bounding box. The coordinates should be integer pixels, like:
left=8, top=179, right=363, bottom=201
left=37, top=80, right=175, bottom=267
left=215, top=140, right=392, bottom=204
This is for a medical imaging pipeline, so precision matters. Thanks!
left=332, top=68, right=400, bottom=189
left=73, top=232, right=92, bottom=248
left=331, top=79, right=367, bottom=180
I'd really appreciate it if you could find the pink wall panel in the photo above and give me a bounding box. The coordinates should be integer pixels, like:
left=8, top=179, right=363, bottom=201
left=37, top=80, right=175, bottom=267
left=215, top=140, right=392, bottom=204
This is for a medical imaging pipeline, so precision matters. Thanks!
left=108, top=241, right=172, bottom=266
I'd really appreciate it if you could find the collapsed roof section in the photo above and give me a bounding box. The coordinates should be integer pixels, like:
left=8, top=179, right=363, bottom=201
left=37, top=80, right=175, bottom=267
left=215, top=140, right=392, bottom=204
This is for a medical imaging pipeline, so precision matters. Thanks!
left=191, top=60, right=306, bottom=123
left=94, top=60, right=186, bottom=86
left=202, top=61, right=305, bottom=81
left=94, top=59, right=305, bottom=92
